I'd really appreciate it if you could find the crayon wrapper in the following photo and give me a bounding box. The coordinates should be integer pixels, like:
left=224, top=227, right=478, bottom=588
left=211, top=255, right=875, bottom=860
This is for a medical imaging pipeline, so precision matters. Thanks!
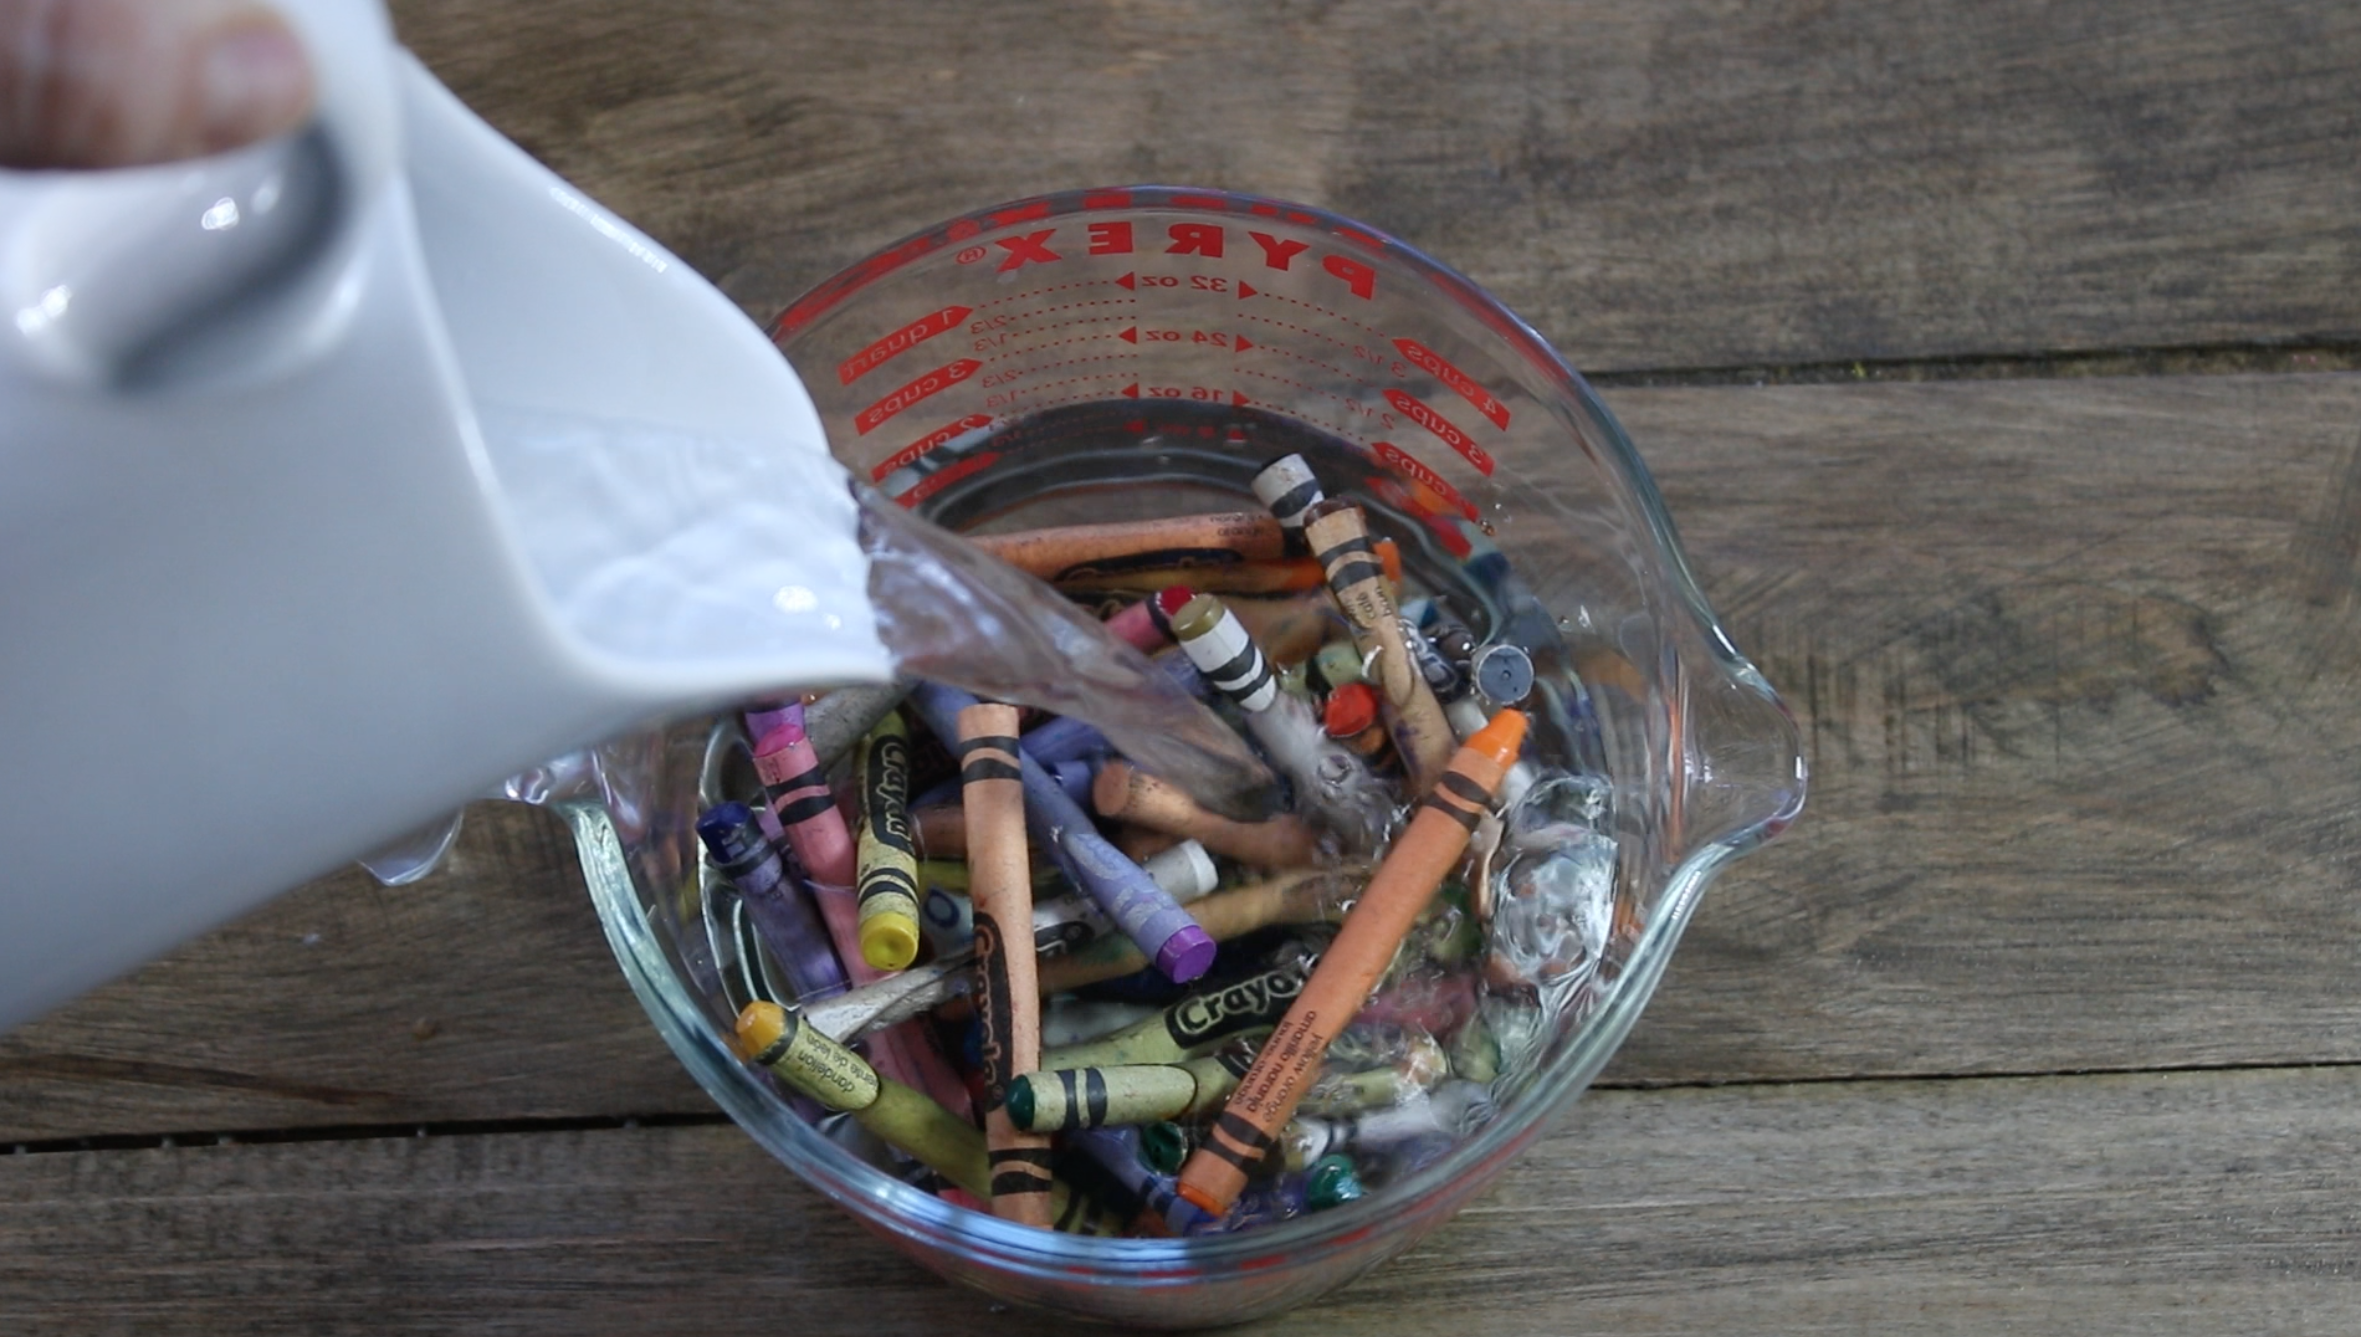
left=757, top=1010, right=881, bottom=1112
left=855, top=722, right=922, bottom=920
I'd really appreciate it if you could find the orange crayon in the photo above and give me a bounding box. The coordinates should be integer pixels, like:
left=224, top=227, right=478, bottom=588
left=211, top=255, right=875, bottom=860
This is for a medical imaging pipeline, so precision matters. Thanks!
left=1223, top=591, right=1340, bottom=668
left=957, top=703, right=1054, bottom=1227
left=1093, top=760, right=1323, bottom=869
left=969, top=512, right=1286, bottom=582
left=1175, top=709, right=1529, bottom=1218
left=1302, top=502, right=1454, bottom=793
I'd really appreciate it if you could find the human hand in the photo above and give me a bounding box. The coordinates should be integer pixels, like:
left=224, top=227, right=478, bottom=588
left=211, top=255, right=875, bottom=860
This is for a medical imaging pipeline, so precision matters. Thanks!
left=0, top=0, right=314, bottom=169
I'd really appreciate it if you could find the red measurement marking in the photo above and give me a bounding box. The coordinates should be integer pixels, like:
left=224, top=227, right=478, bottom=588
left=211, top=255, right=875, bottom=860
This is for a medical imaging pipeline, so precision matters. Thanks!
left=1384, top=388, right=1494, bottom=475
left=1374, top=442, right=1480, bottom=520
left=872, top=413, right=993, bottom=482
left=895, top=451, right=999, bottom=509
left=1238, top=282, right=1258, bottom=299
left=838, top=305, right=971, bottom=386
left=1116, top=272, right=1137, bottom=290
left=1393, top=338, right=1510, bottom=429
left=1169, top=192, right=1229, bottom=210
left=1235, top=335, right=1255, bottom=351
left=1122, top=383, right=1140, bottom=398
left=855, top=358, right=982, bottom=435
left=1119, top=327, right=1138, bottom=343
left=995, top=230, right=1060, bottom=271
left=1083, top=189, right=1134, bottom=209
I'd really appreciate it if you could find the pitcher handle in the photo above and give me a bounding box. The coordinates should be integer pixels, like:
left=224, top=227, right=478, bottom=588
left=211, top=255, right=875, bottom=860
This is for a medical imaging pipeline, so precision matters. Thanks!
left=0, top=0, right=395, bottom=388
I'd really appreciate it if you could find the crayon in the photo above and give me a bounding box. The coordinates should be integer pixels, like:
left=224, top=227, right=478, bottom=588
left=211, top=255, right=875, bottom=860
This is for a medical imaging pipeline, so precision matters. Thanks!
left=742, top=698, right=805, bottom=745
left=1034, top=867, right=1353, bottom=996
left=1071, top=1126, right=1205, bottom=1236
left=1007, top=1052, right=1251, bottom=1133
left=1176, top=710, right=1527, bottom=1217
left=1279, top=1079, right=1496, bottom=1172
left=1442, top=696, right=1539, bottom=811
left=1093, top=760, right=1323, bottom=869
left=1300, top=1027, right=1450, bottom=1117
left=1252, top=453, right=1325, bottom=536
left=1403, top=613, right=1468, bottom=701
left=1017, top=715, right=1113, bottom=767
left=1102, top=597, right=1174, bottom=653
left=695, top=803, right=848, bottom=1002
left=1223, top=591, right=1336, bottom=667
left=1302, top=502, right=1456, bottom=793
left=1116, top=824, right=1184, bottom=862
left=853, top=713, right=923, bottom=970
left=1303, top=1154, right=1367, bottom=1210
left=1050, top=540, right=1401, bottom=598
left=1472, top=642, right=1535, bottom=706
left=1310, top=639, right=1368, bottom=693
left=920, top=840, right=1218, bottom=963
left=969, top=511, right=1287, bottom=582
left=1040, top=949, right=1320, bottom=1071
left=957, top=703, right=1055, bottom=1226
left=1168, top=592, right=1389, bottom=849
left=910, top=683, right=1216, bottom=984
left=752, top=719, right=857, bottom=889
left=803, top=954, right=969, bottom=1043
left=733, top=1002, right=1120, bottom=1235
left=803, top=683, right=914, bottom=769
left=1322, top=680, right=1389, bottom=760
left=909, top=802, right=968, bottom=859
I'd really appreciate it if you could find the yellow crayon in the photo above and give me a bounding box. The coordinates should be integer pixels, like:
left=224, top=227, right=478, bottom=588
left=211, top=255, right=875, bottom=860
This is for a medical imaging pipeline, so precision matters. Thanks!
left=854, top=713, right=923, bottom=970
left=733, top=1002, right=1120, bottom=1235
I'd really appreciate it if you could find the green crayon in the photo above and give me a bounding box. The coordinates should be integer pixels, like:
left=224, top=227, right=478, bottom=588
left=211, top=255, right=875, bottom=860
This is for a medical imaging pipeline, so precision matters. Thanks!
left=1006, top=1052, right=1251, bottom=1133
left=1037, top=951, right=1318, bottom=1071
left=734, top=1001, right=1119, bottom=1235
left=854, top=713, right=923, bottom=970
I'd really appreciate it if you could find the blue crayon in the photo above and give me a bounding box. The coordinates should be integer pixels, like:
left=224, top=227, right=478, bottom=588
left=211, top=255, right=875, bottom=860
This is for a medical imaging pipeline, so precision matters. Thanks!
left=908, top=682, right=1216, bottom=983
left=1071, top=1126, right=1209, bottom=1236
left=696, top=803, right=849, bottom=1002
left=1022, top=715, right=1113, bottom=767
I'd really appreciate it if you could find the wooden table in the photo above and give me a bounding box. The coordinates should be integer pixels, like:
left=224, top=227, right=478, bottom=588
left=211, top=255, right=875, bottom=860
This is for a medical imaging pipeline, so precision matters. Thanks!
left=7, top=2, right=2360, bottom=1331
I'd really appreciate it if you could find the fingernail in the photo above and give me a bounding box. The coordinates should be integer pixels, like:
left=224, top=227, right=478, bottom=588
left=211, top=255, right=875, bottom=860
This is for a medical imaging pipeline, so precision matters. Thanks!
left=198, top=20, right=315, bottom=153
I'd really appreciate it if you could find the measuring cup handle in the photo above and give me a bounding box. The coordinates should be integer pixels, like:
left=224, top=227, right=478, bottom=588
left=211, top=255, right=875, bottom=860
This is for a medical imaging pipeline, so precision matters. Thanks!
left=0, top=0, right=398, bottom=389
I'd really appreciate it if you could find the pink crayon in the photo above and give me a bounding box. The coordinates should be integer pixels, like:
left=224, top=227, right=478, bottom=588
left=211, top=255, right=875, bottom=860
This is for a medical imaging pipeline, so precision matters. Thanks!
left=752, top=719, right=856, bottom=889
left=1104, top=596, right=1174, bottom=654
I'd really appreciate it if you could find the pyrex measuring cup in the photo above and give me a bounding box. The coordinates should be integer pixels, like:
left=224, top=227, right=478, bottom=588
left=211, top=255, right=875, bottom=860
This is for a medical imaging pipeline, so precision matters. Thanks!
left=568, top=186, right=1806, bottom=1324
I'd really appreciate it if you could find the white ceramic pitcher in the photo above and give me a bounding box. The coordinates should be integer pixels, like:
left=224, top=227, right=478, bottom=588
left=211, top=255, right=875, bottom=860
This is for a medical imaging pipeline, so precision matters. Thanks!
left=0, top=0, right=891, bottom=1030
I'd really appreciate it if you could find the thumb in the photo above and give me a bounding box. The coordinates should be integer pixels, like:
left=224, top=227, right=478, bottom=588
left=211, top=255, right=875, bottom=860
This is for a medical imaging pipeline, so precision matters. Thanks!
left=0, top=0, right=315, bottom=169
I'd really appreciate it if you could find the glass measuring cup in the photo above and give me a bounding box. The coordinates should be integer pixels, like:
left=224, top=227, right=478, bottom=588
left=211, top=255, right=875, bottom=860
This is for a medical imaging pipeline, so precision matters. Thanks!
left=564, top=186, right=1806, bottom=1324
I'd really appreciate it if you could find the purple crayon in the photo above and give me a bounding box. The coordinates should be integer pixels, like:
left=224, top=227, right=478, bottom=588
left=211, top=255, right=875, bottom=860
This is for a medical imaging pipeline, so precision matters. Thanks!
left=696, top=803, right=849, bottom=1002
left=908, top=682, right=1217, bottom=984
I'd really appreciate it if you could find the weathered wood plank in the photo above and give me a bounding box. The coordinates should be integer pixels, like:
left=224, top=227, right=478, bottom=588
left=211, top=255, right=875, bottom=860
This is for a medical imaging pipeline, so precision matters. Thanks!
left=1611, top=373, right=2361, bottom=1082
left=384, top=0, right=2361, bottom=373
left=6, top=373, right=2355, bottom=1136
left=0, top=807, right=707, bottom=1142
left=3, top=1066, right=2356, bottom=1334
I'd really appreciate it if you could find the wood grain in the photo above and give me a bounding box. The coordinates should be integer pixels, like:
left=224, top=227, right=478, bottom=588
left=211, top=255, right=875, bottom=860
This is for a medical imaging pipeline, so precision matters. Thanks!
left=383, top=0, right=2361, bottom=374
left=7, top=373, right=2355, bottom=1138
left=0, top=807, right=706, bottom=1143
left=3, top=1066, right=2355, bottom=1334
left=1610, top=373, right=2361, bottom=1083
